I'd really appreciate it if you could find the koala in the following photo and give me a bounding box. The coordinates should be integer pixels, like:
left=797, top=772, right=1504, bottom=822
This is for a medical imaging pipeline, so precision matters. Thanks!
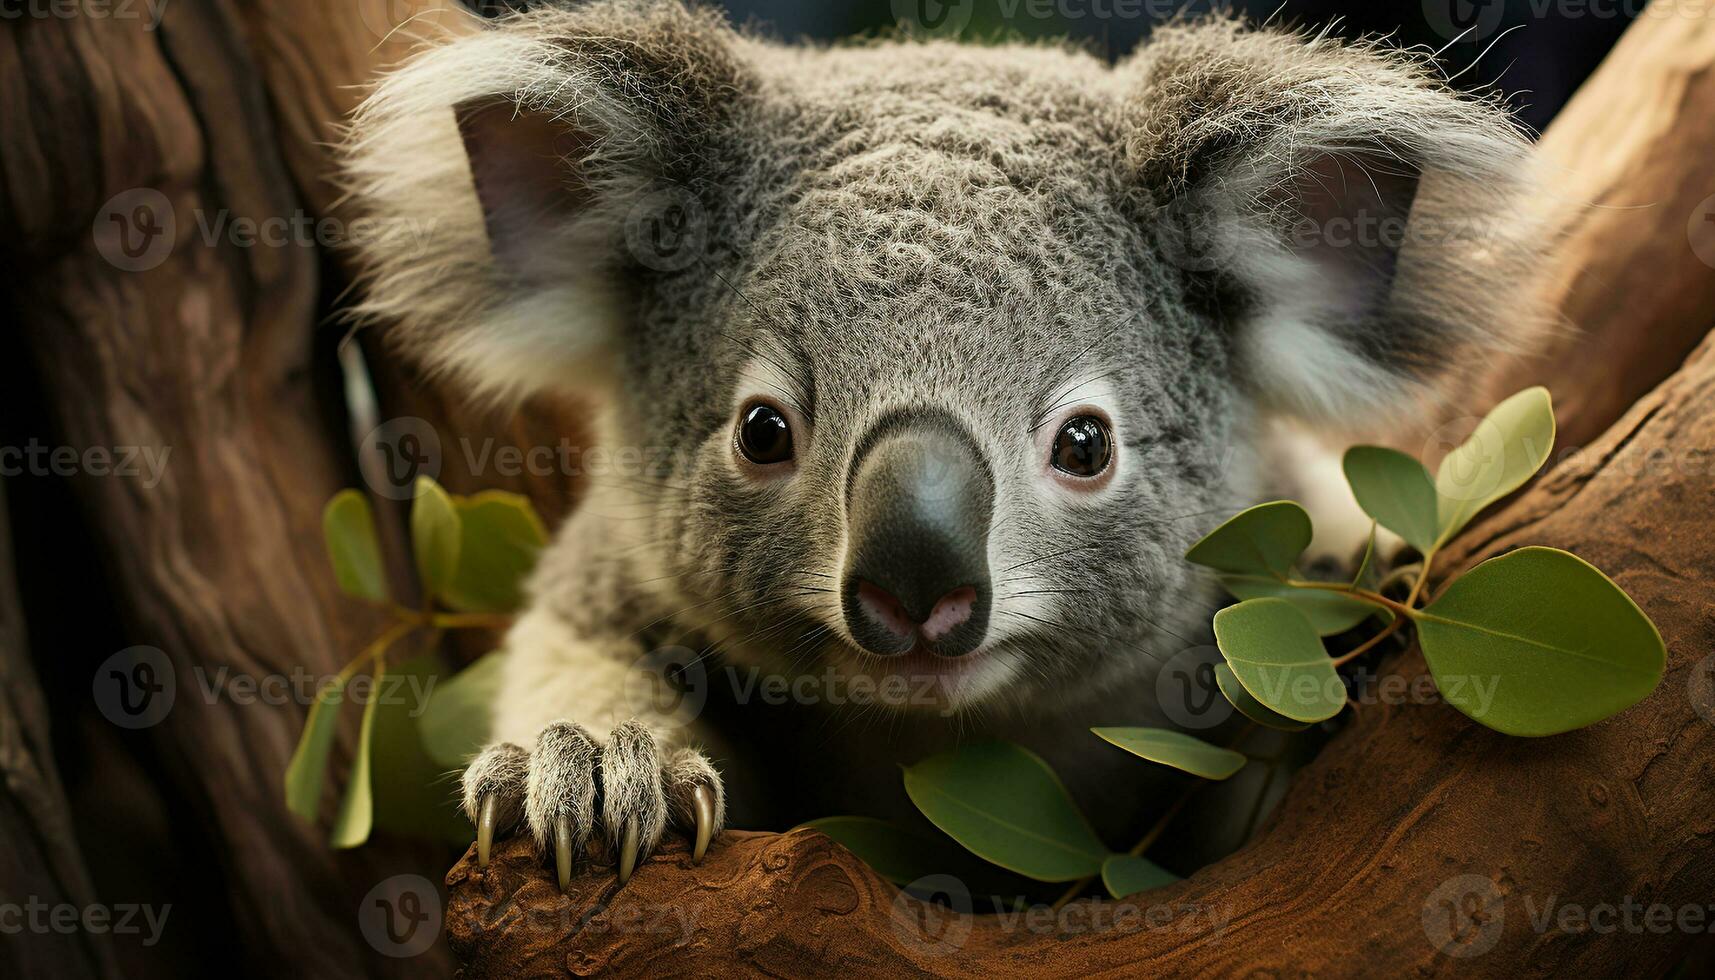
left=343, top=1, right=1540, bottom=889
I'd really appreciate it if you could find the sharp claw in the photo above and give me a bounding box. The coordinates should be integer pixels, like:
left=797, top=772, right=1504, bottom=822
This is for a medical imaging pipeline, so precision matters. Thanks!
left=477, top=794, right=497, bottom=869
left=691, top=785, right=715, bottom=863
left=617, top=819, right=639, bottom=885
left=555, top=815, right=573, bottom=894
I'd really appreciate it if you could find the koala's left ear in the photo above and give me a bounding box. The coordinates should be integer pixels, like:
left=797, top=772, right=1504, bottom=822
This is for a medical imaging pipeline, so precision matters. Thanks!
left=341, top=1, right=751, bottom=404
left=1121, top=19, right=1544, bottom=426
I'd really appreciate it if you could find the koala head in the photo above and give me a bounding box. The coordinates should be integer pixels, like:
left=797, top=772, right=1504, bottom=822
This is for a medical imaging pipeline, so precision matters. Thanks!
left=345, top=2, right=1539, bottom=714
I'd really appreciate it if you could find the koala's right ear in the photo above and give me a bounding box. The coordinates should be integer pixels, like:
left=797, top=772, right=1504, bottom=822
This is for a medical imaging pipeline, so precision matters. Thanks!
left=341, top=2, right=750, bottom=403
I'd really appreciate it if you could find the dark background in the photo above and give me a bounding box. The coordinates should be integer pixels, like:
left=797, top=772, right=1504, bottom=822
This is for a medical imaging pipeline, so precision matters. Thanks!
left=469, top=0, right=1639, bottom=134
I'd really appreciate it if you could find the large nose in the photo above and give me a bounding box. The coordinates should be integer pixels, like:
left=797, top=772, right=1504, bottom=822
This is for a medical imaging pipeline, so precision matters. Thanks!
left=841, top=417, right=993, bottom=658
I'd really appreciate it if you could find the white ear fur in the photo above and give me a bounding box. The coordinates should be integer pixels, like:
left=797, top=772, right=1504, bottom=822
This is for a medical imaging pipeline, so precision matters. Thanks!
left=1125, top=20, right=1547, bottom=429
left=342, top=24, right=660, bottom=404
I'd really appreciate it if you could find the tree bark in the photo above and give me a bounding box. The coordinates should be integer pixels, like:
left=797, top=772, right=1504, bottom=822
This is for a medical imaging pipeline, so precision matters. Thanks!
left=445, top=330, right=1715, bottom=976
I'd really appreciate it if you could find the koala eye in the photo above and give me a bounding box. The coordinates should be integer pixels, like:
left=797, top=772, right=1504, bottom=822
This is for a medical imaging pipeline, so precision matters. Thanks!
left=737, top=403, right=794, bottom=465
left=1051, top=415, right=1112, bottom=478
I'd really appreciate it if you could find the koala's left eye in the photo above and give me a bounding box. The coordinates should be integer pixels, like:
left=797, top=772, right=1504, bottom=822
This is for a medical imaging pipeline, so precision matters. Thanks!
left=1051, top=415, right=1112, bottom=478
left=738, top=403, right=794, bottom=465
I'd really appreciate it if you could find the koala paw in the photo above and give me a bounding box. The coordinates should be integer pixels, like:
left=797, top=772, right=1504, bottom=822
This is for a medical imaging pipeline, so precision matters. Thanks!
left=461, top=720, right=724, bottom=891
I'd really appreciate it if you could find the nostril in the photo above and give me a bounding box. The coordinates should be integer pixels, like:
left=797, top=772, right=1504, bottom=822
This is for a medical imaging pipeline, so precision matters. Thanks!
left=855, top=580, right=916, bottom=639
left=920, top=586, right=977, bottom=642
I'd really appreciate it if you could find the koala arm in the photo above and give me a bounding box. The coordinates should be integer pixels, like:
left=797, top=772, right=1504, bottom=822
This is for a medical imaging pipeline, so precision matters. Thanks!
left=462, top=535, right=724, bottom=892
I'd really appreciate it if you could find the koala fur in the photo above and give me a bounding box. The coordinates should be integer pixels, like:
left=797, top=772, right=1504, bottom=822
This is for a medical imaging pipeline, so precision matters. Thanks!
left=342, top=1, right=1542, bottom=875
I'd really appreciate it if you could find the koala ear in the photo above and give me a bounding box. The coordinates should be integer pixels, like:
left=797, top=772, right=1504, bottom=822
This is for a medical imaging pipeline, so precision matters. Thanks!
left=342, top=1, right=749, bottom=404
left=1122, top=19, right=1544, bottom=426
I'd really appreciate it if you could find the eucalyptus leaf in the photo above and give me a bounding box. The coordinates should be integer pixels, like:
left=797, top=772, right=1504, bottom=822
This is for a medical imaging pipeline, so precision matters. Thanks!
left=441, top=492, right=547, bottom=614
left=411, top=477, right=462, bottom=602
left=322, top=491, right=387, bottom=603
left=284, top=675, right=348, bottom=822
left=1212, top=599, right=1344, bottom=723
left=1185, top=501, right=1313, bottom=579
left=330, top=663, right=383, bottom=849
left=419, top=651, right=509, bottom=768
left=1343, top=446, right=1441, bottom=554
left=902, top=742, right=1110, bottom=882
left=1418, top=547, right=1664, bottom=737
left=1213, top=663, right=1310, bottom=732
left=372, top=656, right=475, bottom=846
left=1102, top=854, right=1180, bottom=899
left=1435, top=387, right=1555, bottom=547
left=1091, top=727, right=1247, bottom=780
left=1219, top=574, right=1377, bottom=636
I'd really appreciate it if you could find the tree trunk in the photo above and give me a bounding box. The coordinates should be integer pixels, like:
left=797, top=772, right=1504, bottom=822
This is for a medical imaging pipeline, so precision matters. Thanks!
left=2, top=0, right=1712, bottom=977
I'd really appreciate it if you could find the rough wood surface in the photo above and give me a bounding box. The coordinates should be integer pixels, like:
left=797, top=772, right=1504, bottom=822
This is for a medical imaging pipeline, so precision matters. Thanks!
left=0, top=483, right=115, bottom=979
left=1472, top=0, right=1715, bottom=452
left=446, top=331, right=1715, bottom=976
left=0, top=3, right=452, bottom=975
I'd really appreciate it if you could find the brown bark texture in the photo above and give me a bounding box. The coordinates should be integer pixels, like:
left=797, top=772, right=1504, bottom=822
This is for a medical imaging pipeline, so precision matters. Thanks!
left=0, top=0, right=1711, bottom=978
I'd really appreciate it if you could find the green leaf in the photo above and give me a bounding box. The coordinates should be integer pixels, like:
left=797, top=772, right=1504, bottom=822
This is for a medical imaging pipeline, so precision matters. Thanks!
left=1090, top=727, right=1247, bottom=780
left=1418, top=547, right=1665, bottom=737
left=441, top=492, right=547, bottom=614
left=1219, top=574, right=1378, bottom=636
left=323, top=491, right=387, bottom=603
left=1102, top=855, right=1180, bottom=899
left=902, top=742, right=1111, bottom=882
left=1343, top=446, right=1441, bottom=554
left=330, top=662, right=383, bottom=849
left=1213, top=663, right=1310, bottom=732
left=410, top=477, right=462, bottom=602
left=418, top=651, right=509, bottom=768
left=1351, top=523, right=1379, bottom=589
left=1435, top=387, right=1555, bottom=546
left=284, top=675, right=348, bottom=822
left=372, top=656, right=476, bottom=846
left=1185, top=501, right=1312, bottom=579
left=1212, top=599, right=1344, bottom=723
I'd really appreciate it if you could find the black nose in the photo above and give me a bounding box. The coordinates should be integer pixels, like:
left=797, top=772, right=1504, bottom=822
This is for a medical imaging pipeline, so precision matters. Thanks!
left=841, top=415, right=992, bottom=658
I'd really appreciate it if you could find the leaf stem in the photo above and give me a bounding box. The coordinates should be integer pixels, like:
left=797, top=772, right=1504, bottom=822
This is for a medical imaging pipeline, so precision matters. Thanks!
left=1330, top=615, right=1408, bottom=667
left=335, top=619, right=418, bottom=684
left=429, top=612, right=514, bottom=631
left=1282, top=580, right=1419, bottom=620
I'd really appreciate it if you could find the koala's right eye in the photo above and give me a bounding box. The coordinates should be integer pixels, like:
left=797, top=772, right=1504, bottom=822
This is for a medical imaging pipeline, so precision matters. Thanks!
left=737, top=403, right=794, bottom=465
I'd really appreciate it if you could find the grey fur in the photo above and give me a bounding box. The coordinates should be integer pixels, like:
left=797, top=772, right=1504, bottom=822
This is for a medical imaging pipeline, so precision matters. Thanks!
left=346, top=2, right=1542, bottom=850
left=523, top=721, right=598, bottom=857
